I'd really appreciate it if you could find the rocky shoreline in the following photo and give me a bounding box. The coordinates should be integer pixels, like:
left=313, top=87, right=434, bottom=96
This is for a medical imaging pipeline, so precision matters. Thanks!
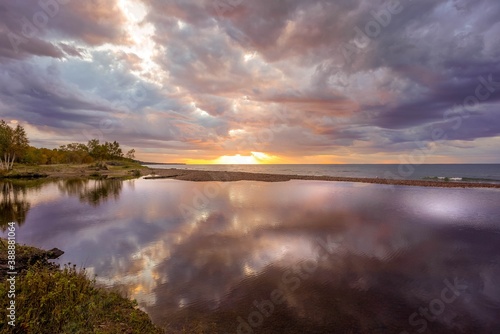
left=146, top=168, right=500, bottom=189
left=0, top=239, right=64, bottom=279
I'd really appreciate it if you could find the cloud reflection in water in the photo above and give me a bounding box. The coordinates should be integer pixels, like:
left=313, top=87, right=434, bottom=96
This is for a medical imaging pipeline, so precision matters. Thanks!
left=2, top=179, right=500, bottom=333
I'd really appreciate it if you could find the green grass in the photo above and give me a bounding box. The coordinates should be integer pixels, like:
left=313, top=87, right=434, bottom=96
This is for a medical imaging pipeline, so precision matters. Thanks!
left=1, top=161, right=149, bottom=181
left=0, top=241, right=47, bottom=263
left=0, top=242, right=163, bottom=334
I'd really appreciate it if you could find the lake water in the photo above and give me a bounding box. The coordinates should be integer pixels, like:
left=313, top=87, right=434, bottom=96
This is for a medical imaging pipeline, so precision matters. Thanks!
left=145, top=164, right=500, bottom=183
left=1, top=178, right=500, bottom=333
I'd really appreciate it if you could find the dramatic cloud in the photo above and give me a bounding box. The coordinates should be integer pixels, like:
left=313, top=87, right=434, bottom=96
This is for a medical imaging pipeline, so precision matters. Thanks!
left=0, top=0, right=499, bottom=163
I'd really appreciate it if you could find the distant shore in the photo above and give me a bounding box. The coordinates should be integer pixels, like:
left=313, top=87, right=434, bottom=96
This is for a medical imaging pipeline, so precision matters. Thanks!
left=3, top=163, right=500, bottom=189
left=146, top=168, right=500, bottom=189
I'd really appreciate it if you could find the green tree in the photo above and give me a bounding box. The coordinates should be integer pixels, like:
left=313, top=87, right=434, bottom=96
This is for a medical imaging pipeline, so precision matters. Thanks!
left=0, top=121, right=29, bottom=170
left=88, top=139, right=124, bottom=161
left=88, top=139, right=106, bottom=161
left=105, top=141, right=123, bottom=159
left=126, top=149, right=136, bottom=160
left=0, top=124, right=131, bottom=167
left=0, top=120, right=12, bottom=170
left=12, top=124, right=30, bottom=162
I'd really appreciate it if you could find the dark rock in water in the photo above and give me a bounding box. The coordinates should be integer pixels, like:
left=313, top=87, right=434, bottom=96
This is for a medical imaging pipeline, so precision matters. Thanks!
left=47, top=248, right=64, bottom=259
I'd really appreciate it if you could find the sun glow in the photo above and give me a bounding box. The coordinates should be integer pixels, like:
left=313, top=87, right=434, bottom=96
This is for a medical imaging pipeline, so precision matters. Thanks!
left=215, top=154, right=259, bottom=164
left=187, top=152, right=278, bottom=164
left=244, top=52, right=256, bottom=62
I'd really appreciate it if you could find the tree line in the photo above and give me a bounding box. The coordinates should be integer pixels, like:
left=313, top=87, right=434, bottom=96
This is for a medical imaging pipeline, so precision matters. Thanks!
left=0, top=120, right=136, bottom=171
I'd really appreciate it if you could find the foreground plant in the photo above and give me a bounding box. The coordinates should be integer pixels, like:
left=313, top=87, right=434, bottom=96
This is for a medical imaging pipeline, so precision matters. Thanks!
left=0, top=249, right=163, bottom=334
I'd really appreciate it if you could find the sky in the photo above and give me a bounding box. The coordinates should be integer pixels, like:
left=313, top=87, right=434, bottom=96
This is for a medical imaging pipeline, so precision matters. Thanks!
left=0, top=0, right=499, bottom=164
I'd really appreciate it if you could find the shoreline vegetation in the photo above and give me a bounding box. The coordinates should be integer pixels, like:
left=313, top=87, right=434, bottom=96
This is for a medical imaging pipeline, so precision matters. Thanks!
left=0, top=161, right=149, bottom=180
left=0, top=239, right=163, bottom=334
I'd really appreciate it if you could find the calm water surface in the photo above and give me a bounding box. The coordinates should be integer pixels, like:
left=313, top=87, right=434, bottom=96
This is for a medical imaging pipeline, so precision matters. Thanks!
left=1, top=179, right=500, bottom=333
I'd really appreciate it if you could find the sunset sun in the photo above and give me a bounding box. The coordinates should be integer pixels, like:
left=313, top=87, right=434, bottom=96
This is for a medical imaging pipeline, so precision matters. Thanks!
left=213, top=152, right=276, bottom=164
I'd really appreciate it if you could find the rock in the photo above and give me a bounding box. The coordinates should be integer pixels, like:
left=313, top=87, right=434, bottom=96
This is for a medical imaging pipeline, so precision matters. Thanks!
left=47, top=248, right=64, bottom=259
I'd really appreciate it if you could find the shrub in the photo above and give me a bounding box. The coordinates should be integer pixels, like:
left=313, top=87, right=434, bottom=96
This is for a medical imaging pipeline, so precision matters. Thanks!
left=0, top=264, right=163, bottom=334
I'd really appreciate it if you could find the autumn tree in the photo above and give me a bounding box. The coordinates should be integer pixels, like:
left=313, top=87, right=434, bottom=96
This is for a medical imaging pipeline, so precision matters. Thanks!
left=59, top=143, right=92, bottom=164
